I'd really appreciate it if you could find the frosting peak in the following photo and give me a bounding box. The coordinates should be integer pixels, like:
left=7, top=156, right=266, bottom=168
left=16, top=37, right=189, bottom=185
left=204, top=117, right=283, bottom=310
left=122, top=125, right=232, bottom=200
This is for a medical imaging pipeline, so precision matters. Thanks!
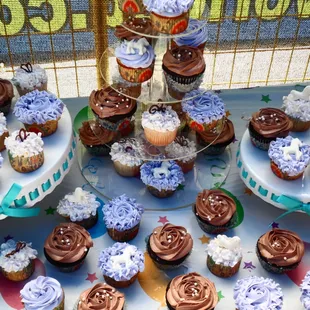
left=0, top=112, right=8, bottom=136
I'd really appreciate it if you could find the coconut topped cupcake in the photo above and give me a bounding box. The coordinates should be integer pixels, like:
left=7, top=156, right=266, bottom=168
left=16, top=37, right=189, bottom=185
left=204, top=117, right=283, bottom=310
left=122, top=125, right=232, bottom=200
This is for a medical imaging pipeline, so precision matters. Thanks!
left=234, top=276, right=283, bottom=310
left=300, top=271, right=310, bottom=309
left=103, top=194, right=144, bottom=232
left=0, top=240, right=37, bottom=273
left=165, top=136, right=196, bottom=163
left=20, top=276, right=64, bottom=310
left=143, top=0, right=194, bottom=16
left=268, top=136, right=310, bottom=177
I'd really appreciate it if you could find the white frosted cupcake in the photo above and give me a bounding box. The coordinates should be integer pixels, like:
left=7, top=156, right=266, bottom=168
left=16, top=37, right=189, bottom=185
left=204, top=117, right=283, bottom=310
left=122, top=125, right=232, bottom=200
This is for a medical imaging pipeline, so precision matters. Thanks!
left=0, top=112, right=9, bottom=151
left=142, top=104, right=180, bottom=146
left=206, top=235, right=242, bottom=278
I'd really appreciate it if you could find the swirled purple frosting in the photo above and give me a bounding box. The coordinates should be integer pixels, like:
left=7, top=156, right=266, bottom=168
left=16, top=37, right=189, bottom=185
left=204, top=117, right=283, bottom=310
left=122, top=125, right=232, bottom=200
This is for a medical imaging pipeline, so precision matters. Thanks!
left=115, top=38, right=155, bottom=68
left=98, top=242, right=144, bottom=281
left=174, top=19, right=208, bottom=47
left=182, top=89, right=225, bottom=124
left=103, top=194, right=144, bottom=231
left=140, top=160, right=185, bottom=191
left=301, top=271, right=310, bottom=309
left=234, top=276, right=283, bottom=310
left=268, top=136, right=310, bottom=177
left=13, top=90, right=64, bottom=124
left=20, top=276, right=63, bottom=310
left=143, top=0, right=194, bottom=16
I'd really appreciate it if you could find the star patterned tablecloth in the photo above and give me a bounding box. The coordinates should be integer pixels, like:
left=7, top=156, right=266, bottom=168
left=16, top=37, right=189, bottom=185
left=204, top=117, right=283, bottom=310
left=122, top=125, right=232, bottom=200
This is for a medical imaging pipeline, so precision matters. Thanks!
left=1, top=84, right=309, bottom=310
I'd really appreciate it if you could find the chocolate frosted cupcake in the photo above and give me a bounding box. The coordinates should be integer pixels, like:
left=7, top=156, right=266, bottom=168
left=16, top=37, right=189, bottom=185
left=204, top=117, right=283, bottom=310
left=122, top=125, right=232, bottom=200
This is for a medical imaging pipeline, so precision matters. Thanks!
left=90, top=86, right=137, bottom=133
left=0, top=78, right=14, bottom=115
left=79, top=120, right=115, bottom=156
left=147, top=223, right=193, bottom=269
left=249, top=108, right=292, bottom=150
left=76, top=282, right=125, bottom=310
left=44, top=223, right=93, bottom=272
left=198, top=118, right=235, bottom=155
left=166, top=272, right=218, bottom=310
left=163, top=46, right=205, bottom=100
left=256, top=228, right=305, bottom=274
left=193, top=189, right=237, bottom=234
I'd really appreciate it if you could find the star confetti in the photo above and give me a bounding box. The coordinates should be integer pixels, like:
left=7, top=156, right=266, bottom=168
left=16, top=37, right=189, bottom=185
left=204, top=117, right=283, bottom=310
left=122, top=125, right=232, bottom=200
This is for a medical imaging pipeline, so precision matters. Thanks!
left=177, top=184, right=185, bottom=191
left=261, top=94, right=272, bottom=104
left=271, top=222, right=279, bottom=228
left=244, top=187, right=253, bottom=196
left=243, top=261, right=256, bottom=271
left=226, top=110, right=231, bottom=117
left=199, top=235, right=211, bottom=244
left=45, top=206, right=56, bottom=215
left=158, top=216, right=169, bottom=225
left=217, top=291, right=225, bottom=301
left=4, top=235, right=13, bottom=242
left=86, top=273, right=98, bottom=283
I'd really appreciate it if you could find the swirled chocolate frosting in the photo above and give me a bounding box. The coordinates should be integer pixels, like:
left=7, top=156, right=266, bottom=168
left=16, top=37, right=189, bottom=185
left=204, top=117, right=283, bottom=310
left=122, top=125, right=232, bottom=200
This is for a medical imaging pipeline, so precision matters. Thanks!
left=89, top=86, right=136, bottom=120
left=162, top=46, right=205, bottom=77
left=195, top=189, right=236, bottom=226
left=44, top=223, right=93, bottom=263
left=250, top=108, right=292, bottom=138
left=78, top=283, right=125, bottom=310
left=166, top=272, right=218, bottom=310
left=79, top=121, right=116, bottom=145
left=257, top=228, right=304, bottom=267
left=0, top=79, right=14, bottom=105
left=149, top=224, right=193, bottom=261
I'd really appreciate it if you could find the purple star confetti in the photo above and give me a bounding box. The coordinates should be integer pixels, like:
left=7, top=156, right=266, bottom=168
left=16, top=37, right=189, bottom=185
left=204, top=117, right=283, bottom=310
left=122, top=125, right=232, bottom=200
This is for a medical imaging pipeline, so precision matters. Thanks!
left=271, top=222, right=279, bottom=228
left=243, top=261, right=256, bottom=272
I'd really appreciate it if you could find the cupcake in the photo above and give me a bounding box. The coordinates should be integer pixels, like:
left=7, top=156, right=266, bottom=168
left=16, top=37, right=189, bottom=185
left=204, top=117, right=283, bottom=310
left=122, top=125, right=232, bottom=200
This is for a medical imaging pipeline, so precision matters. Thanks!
left=141, top=104, right=180, bottom=146
left=193, top=189, right=237, bottom=234
left=143, top=0, right=194, bottom=34
left=57, top=187, right=100, bottom=229
left=76, top=282, right=125, bottom=310
left=282, top=86, right=310, bottom=132
left=140, top=160, right=185, bottom=198
left=147, top=223, right=193, bottom=269
left=89, top=86, right=137, bottom=133
left=234, top=276, right=283, bottom=310
left=256, top=228, right=305, bottom=274
left=182, top=90, right=225, bottom=133
left=98, top=242, right=144, bottom=288
left=0, top=78, right=14, bottom=115
left=79, top=120, right=116, bottom=156
left=118, top=0, right=144, bottom=14
left=249, top=108, right=293, bottom=150
left=206, top=235, right=242, bottom=278
left=0, top=112, right=9, bottom=151
left=14, top=90, right=65, bottom=137
left=166, top=272, right=218, bottom=310
left=301, top=271, right=310, bottom=309
left=110, top=138, right=144, bottom=177
left=5, top=129, right=44, bottom=173
left=165, top=136, right=197, bottom=173
left=172, top=18, right=208, bottom=52
left=20, top=276, right=64, bottom=310
left=12, top=63, right=47, bottom=96
left=198, top=118, right=235, bottom=155
left=103, top=194, right=144, bottom=242
left=44, top=223, right=93, bottom=272
left=0, top=239, right=37, bottom=281
left=115, top=38, right=155, bottom=83
left=163, top=47, right=205, bottom=100
left=268, top=136, right=310, bottom=180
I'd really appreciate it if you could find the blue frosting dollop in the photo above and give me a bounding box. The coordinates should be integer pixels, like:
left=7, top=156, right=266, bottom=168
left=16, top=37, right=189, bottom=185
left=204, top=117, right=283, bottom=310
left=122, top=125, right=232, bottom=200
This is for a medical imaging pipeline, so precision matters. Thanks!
left=103, top=194, right=144, bottom=232
left=268, top=136, right=310, bottom=177
left=98, top=242, right=144, bottom=281
left=174, top=19, right=208, bottom=47
left=182, top=89, right=225, bottom=124
left=13, top=90, right=64, bottom=124
left=301, top=271, right=310, bottom=310
left=143, top=0, right=194, bottom=16
left=140, top=160, right=185, bottom=191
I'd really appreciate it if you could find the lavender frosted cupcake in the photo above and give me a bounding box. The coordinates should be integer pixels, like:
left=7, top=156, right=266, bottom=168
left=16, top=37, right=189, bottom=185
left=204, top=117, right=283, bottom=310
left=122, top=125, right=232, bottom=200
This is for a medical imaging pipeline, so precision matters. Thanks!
left=14, top=90, right=64, bottom=137
left=0, top=240, right=37, bottom=281
left=98, top=242, right=144, bottom=288
left=103, top=194, right=144, bottom=242
left=140, top=160, right=185, bottom=198
left=20, top=276, right=64, bottom=310
left=57, top=187, right=100, bottom=229
left=268, top=136, right=310, bottom=180
left=234, top=276, right=283, bottom=310
left=301, top=271, right=310, bottom=309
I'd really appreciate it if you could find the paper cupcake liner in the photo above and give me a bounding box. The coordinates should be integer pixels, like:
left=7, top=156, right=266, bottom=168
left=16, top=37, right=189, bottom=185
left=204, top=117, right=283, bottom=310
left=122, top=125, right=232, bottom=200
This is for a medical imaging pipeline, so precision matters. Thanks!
left=24, top=119, right=59, bottom=137
left=0, top=99, right=12, bottom=116
left=9, top=151, right=44, bottom=173
left=107, top=224, right=140, bottom=242
left=175, top=158, right=195, bottom=173
left=95, top=115, right=134, bottom=134
left=113, top=160, right=141, bottom=177
left=144, top=127, right=178, bottom=146
left=147, top=186, right=176, bottom=198
left=288, top=116, right=310, bottom=132
left=1, top=260, right=35, bottom=281
left=83, top=143, right=112, bottom=156
left=197, top=133, right=235, bottom=156
left=118, top=0, right=144, bottom=14
left=16, top=82, right=48, bottom=97
left=248, top=122, right=275, bottom=151
left=64, top=211, right=99, bottom=230
left=207, top=255, right=241, bottom=278
left=187, top=117, right=224, bottom=134
left=150, top=11, right=189, bottom=34
left=117, top=59, right=154, bottom=83
left=270, top=160, right=303, bottom=181
left=163, top=68, right=204, bottom=88
left=0, top=131, right=9, bottom=152
left=104, top=273, right=138, bottom=288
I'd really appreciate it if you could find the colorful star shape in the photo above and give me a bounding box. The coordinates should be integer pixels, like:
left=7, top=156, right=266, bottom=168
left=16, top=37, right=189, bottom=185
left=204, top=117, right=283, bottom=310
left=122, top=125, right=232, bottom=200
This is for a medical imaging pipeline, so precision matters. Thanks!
left=45, top=206, right=56, bottom=215
left=86, top=272, right=98, bottom=283
left=271, top=222, right=279, bottom=228
left=217, top=291, right=225, bottom=301
left=233, top=137, right=238, bottom=143
left=243, top=261, right=256, bottom=271
left=177, top=184, right=185, bottom=191
left=199, top=235, right=211, bottom=244
left=261, top=94, right=272, bottom=103
left=244, top=187, right=253, bottom=196
left=4, top=234, right=13, bottom=242
left=226, top=110, right=231, bottom=117
left=158, top=216, right=169, bottom=225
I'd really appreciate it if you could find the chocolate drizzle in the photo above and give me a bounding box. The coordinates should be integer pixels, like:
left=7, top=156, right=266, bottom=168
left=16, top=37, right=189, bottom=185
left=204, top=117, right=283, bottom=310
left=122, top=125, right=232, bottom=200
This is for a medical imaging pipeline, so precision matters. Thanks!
left=149, top=104, right=166, bottom=114
left=16, top=128, right=30, bottom=142
left=174, top=136, right=188, bottom=147
left=5, top=241, right=26, bottom=258
left=20, top=63, right=33, bottom=73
